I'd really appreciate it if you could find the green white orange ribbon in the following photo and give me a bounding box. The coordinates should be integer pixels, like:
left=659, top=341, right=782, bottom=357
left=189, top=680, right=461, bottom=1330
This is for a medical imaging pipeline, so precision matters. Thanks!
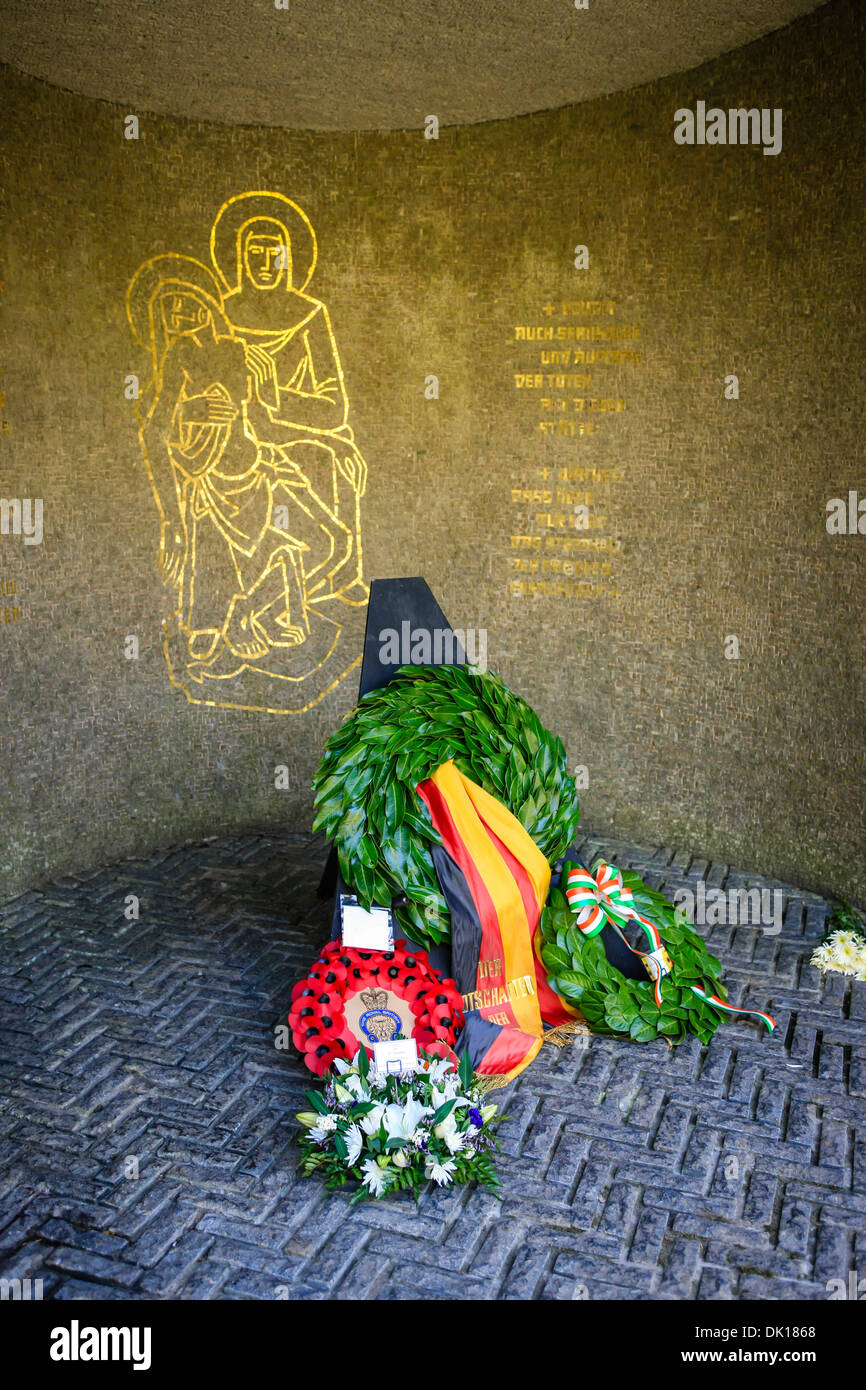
left=564, top=861, right=640, bottom=935
left=563, top=860, right=776, bottom=1032
left=564, top=860, right=671, bottom=1004
left=690, top=985, right=775, bottom=1033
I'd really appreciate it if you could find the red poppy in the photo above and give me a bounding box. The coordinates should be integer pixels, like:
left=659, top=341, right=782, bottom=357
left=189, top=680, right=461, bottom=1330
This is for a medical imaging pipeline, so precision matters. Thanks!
left=429, top=987, right=457, bottom=1009
left=407, top=980, right=431, bottom=1002
left=430, top=1012, right=463, bottom=1041
left=315, top=962, right=348, bottom=988
left=288, top=1002, right=319, bottom=1033
left=305, top=999, right=345, bottom=1029
left=431, top=1004, right=458, bottom=1031
left=306, top=1036, right=349, bottom=1077
left=393, top=944, right=430, bottom=971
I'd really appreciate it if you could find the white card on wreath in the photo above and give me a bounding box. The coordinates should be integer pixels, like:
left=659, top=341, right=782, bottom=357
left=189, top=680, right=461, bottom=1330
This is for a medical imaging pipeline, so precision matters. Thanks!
left=340, top=897, right=394, bottom=951
left=373, top=1038, right=418, bottom=1075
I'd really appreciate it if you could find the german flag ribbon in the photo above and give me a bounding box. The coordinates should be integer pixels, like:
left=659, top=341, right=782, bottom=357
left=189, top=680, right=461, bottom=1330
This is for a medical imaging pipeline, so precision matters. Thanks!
left=416, top=760, right=554, bottom=1080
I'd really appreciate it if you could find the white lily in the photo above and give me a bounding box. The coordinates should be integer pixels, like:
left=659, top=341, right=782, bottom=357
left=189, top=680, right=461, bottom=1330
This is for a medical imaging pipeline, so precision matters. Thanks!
left=423, top=1056, right=456, bottom=1086
left=383, top=1097, right=432, bottom=1142
left=343, top=1121, right=364, bottom=1165
left=432, top=1085, right=469, bottom=1113
left=359, top=1103, right=387, bottom=1135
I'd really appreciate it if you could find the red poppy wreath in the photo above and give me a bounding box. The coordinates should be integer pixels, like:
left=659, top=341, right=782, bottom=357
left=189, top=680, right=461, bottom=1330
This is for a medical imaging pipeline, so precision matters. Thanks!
left=289, top=939, right=465, bottom=1076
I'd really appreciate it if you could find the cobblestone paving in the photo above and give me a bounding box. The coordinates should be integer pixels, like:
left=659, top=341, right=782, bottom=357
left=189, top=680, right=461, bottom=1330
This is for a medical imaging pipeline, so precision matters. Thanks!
left=0, top=831, right=863, bottom=1301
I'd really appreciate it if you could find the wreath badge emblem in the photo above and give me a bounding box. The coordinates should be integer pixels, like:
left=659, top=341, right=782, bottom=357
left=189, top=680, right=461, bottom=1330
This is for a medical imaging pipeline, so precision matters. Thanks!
left=358, top=988, right=402, bottom=1043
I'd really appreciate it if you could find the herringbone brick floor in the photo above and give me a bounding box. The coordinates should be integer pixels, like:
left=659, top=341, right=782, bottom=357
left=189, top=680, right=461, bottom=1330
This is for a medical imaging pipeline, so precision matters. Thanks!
left=0, top=831, right=863, bottom=1300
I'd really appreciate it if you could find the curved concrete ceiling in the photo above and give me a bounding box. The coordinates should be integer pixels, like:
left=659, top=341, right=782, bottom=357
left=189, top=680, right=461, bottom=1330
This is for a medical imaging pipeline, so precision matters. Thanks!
left=0, top=0, right=829, bottom=131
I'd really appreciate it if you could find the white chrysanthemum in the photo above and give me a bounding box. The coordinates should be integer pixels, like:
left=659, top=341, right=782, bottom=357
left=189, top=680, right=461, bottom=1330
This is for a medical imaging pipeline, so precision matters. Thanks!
left=361, top=1157, right=389, bottom=1196
left=344, top=1122, right=364, bottom=1166
left=425, top=1158, right=456, bottom=1186
left=433, top=1111, right=467, bottom=1154
left=829, top=940, right=861, bottom=973
left=811, top=929, right=866, bottom=978
left=810, top=943, right=835, bottom=972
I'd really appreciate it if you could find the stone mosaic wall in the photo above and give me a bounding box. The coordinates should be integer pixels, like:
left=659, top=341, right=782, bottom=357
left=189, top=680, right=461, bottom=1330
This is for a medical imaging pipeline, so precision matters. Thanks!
left=0, top=0, right=862, bottom=902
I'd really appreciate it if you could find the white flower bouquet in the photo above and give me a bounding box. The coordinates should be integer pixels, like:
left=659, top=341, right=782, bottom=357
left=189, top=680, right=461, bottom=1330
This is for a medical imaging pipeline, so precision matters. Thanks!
left=811, top=929, right=866, bottom=980
left=810, top=898, right=866, bottom=981
left=296, top=1046, right=503, bottom=1202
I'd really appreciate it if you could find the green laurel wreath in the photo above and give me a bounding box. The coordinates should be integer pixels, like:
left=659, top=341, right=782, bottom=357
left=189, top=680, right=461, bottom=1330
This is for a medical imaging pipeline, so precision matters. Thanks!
left=312, top=664, right=580, bottom=948
left=538, top=864, right=727, bottom=1045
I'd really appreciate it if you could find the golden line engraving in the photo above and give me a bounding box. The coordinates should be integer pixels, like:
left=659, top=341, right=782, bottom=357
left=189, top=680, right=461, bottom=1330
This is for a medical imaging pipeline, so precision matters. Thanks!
left=126, top=191, right=369, bottom=713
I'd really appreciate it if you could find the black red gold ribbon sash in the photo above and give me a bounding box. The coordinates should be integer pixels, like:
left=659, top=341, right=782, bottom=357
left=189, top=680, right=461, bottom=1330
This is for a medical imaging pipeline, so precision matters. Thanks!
left=416, top=761, right=552, bottom=1080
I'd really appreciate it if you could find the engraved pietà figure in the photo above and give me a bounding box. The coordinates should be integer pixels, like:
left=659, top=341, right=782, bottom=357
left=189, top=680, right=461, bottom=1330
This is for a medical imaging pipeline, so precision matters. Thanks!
left=126, top=192, right=368, bottom=713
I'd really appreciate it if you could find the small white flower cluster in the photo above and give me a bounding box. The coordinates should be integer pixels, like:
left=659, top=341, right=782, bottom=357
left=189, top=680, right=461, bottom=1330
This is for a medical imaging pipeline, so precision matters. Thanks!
left=297, top=1049, right=499, bottom=1200
left=811, top=930, right=866, bottom=981
left=307, top=1113, right=338, bottom=1142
